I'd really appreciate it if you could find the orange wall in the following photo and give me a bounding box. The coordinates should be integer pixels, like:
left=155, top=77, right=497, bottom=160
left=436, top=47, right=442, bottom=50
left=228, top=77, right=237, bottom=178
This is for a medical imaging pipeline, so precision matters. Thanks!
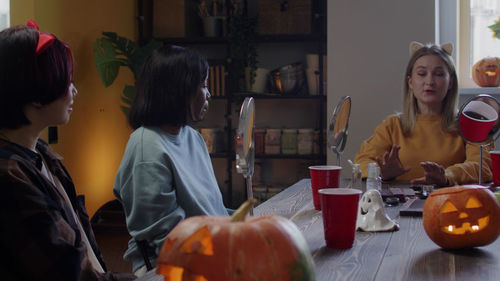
left=11, top=0, right=136, bottom=216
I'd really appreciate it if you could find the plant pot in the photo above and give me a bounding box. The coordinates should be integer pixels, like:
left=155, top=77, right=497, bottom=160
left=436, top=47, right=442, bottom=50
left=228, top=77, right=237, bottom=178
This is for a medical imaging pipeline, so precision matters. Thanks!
left=245, top=67, right=270, bottom=93
left=203, top=17, right=223, bottom=37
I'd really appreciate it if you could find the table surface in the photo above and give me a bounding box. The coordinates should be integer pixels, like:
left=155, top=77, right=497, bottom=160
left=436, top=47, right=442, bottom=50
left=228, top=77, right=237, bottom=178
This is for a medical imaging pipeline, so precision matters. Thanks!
left=137, top=179, right=500, bottom=281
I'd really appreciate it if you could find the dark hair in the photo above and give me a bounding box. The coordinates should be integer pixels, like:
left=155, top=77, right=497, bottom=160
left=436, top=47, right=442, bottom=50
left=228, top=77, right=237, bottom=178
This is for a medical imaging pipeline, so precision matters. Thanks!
left=0, top=25, right=74, bottom=129
left=128, top=45, right=209, bottom=129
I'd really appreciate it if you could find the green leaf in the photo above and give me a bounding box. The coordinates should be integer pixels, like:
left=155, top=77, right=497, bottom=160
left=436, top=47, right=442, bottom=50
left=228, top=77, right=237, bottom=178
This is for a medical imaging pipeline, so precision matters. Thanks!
left=102, top=32, right=137, bottom=68
left=93, top=32, right=160, bottom=117
left=130, top=39, right=162, bottom=80
left=121, top=85, right=135, bottom=107
left=122, top=85, right=135, bottom=100
left=102, top=32, right=117, bottom=41
left=227, top=14, right=258, bottom=88
left=488, top=22, right=500, bottom=40
left=120, top=105, right=130, bottom=116
left=488, top=22, right=500, bottom=31
left=93, top=38, right=121, bottom=87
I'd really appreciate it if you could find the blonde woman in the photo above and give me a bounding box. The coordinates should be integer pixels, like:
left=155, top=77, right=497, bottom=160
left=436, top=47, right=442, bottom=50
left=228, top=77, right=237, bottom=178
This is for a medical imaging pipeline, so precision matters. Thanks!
left=354, top=42, right=491, bottom=186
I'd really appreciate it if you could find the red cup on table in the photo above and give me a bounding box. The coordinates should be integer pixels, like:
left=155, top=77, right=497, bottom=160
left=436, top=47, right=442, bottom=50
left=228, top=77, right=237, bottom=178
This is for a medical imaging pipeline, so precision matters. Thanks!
left=309, top=165, right=342, bottom=210
left=490, top=151, right=500, bottom=186
left=319, top=188, right=362, bottom=249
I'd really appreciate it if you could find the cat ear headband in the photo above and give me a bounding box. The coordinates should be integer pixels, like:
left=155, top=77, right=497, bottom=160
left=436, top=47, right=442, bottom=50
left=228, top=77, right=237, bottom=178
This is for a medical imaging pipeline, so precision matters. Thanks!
left=26, top=19, right=55, bottom=55
left=409, top=41, right=453, bottom=57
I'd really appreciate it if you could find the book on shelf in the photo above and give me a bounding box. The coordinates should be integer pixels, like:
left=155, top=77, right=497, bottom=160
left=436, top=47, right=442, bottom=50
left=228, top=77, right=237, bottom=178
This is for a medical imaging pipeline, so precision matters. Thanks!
left=215, top=65, right=220, bottom=97
left=221, top=65, right=225, bottom=97
left=208, top=63, right=226, bottom=97
left=209, top=66, right=215, bottom=96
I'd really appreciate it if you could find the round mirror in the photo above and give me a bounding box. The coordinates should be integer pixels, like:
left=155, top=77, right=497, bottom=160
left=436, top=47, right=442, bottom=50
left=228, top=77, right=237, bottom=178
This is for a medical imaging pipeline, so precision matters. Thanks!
left=235, top=97, right=255, bottom=177
left=235, top=97, right=255, bottom=213
left=458, top=94, right=500, bottom=184
left=458, top=94, right=500, bottom=143
left=328, top=96, right=352, bottom=166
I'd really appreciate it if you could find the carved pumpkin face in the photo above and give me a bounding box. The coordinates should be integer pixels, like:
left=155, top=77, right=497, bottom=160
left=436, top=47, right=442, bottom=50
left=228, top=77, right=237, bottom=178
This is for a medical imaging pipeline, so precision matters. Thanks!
left=156, top=200, right=315, bottom=281
left=472, top=57, right=500, bottom=87
left=423, top=185, right=500, bottom=249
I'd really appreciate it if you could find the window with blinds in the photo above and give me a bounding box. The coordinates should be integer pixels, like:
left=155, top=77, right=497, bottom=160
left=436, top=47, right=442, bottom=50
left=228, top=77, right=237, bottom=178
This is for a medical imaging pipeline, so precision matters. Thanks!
left=0, top=0, right=9, bottom=30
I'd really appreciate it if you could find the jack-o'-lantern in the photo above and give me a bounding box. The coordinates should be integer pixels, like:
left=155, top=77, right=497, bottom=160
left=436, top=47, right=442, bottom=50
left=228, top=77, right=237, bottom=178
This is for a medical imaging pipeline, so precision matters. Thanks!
left=156, top=199, right=315, bottom=281
left=423, top=185, right=500, bottom=249
left=472, top=57, right=500, bottom=87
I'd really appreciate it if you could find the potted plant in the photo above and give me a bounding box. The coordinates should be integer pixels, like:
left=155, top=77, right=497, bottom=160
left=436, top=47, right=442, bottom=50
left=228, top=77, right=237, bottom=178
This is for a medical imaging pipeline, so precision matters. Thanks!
left=227, top=2, right=258, bottom=92
left=93, top=32, right=161, bottom=115
left=197, top=0, right=225, bottom=37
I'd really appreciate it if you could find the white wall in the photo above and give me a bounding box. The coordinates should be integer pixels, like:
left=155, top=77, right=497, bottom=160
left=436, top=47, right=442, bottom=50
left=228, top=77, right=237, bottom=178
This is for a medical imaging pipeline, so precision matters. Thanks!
left=327, top=0, right=435, bottom=176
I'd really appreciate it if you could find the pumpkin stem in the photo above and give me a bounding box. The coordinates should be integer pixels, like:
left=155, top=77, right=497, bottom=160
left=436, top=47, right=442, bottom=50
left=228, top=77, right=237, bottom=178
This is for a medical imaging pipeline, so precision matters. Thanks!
left=231, top=198, right=257, bottom=222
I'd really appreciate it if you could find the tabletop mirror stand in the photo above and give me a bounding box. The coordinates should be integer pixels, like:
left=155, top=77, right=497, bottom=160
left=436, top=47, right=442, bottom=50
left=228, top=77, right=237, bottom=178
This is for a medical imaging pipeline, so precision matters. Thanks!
left=328, top=96, right=352, bottom=166
left=235, top=97, right=255, bottom=214
left=458, top=94, right=500, bottom=185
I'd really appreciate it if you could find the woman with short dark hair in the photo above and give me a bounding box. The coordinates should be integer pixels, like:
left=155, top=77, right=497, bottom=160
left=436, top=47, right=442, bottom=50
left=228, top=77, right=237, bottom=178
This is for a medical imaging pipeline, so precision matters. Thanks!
left=0, top=21, right=135, bottom=281
left=128, top=45, right=209, bottom=129
left=113, top=45, right=230, bottom=276
left=0, top=25, right=74, bottom=129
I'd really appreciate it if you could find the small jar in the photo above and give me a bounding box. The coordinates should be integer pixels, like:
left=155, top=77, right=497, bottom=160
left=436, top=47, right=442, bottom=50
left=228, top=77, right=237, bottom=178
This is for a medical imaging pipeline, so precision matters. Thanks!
left=265, top=129, right=281, bottom=154
left=281, top=129, right=297, bottom=155
left=351, top=163, right=362, bottom=191
left=366, top=163, right=382, bottom=191
left=297, top=128, right=314, bottom=155
left=201, top=128, right=217, bottom=153
left=254, top=129, right=266, bottom=155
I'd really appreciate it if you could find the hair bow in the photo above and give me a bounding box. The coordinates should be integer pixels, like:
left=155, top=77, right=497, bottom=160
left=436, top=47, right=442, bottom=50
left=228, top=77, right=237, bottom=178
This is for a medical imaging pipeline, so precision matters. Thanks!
left=26, top=19, right=55, bottom=55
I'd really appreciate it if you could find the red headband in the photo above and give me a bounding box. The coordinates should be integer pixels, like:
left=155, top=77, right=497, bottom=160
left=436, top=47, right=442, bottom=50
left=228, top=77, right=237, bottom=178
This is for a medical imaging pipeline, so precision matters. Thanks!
left=26, top=20, right=55, bottom=55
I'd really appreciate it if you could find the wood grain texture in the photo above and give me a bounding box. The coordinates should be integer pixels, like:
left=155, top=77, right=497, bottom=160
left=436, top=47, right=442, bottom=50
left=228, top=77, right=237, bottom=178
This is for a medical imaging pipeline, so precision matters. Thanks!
left=137, top=179, right=500, bottom=281
left=376, top=215, right=500, bottom=281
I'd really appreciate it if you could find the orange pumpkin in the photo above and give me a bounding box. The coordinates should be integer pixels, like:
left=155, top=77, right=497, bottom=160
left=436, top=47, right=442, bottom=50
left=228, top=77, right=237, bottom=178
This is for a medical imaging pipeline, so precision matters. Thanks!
left=423, top=185, right=500, bottom=249
left=156, top=199, right=315, bottom=281
left=472, top=57, right=500, bottom=87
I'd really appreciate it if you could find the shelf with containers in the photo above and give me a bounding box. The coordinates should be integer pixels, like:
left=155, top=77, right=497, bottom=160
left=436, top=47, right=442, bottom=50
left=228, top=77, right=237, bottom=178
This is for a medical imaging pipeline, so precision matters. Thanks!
left=137, top=0, right=326, bottom=208
left=236, top=96, right=326, bottom=206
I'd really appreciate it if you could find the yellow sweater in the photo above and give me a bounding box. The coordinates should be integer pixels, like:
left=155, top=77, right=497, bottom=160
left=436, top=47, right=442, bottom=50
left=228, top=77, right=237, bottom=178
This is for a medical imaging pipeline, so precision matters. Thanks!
left=354, top=114, right=492, bottom=185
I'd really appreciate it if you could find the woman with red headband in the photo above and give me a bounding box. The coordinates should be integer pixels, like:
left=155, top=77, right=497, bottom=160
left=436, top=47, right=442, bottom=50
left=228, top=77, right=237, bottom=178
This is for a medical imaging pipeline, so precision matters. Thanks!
left=0, top=21, right=136, bottom=280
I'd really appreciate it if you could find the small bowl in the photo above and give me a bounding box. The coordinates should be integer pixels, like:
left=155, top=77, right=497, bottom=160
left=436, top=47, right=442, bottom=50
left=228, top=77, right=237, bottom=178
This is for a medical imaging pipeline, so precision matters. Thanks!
left=269, top=62, right=305, bottom=95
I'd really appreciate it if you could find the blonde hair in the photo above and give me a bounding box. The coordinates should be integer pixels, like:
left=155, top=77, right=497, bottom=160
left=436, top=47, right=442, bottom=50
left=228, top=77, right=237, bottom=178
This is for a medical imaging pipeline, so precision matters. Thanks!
left=401, top=43, right=458, bottom=135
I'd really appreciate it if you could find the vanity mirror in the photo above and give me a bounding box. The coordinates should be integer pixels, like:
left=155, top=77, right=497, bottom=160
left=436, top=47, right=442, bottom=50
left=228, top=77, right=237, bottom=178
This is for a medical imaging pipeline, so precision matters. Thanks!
left=458, top=94, right=500, bottom=184
left=328, top=96, right=351, bottom=166
left=235, top=97, right=255, bottom=214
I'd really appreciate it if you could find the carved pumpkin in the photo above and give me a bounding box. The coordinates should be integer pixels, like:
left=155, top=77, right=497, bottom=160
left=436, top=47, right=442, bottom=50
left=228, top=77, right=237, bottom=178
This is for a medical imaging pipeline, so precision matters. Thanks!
left=423, top=185, right=500, bottom=249
left=157, top=199, right=315, bottom=281
left=472, top=57, right=500, bottom=87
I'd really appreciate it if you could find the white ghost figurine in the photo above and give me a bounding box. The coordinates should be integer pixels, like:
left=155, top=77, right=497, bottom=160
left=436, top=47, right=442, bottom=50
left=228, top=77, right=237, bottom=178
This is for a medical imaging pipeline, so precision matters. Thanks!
left=356, top=189, right=399, bottom=232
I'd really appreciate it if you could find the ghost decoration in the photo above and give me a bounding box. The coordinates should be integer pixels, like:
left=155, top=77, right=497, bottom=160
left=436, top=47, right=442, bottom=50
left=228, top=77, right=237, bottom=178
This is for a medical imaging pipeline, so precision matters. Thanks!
left=357, top=189, right=399, bottom=232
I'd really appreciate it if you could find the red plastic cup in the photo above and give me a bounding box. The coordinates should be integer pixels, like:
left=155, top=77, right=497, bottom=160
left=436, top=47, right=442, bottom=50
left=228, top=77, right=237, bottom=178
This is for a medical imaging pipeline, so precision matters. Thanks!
left=319, top=188, right=362, bottom=249
left=490, top=151, right=500, bottom=186
left=460, top=100, right=498, bottom=142
left=309, top=165, right=342, bottom=210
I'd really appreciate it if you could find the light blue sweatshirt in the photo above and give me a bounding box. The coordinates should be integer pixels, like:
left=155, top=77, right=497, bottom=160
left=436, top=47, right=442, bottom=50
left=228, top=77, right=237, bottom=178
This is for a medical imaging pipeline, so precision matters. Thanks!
left=113, top=126, right=229, bottom=271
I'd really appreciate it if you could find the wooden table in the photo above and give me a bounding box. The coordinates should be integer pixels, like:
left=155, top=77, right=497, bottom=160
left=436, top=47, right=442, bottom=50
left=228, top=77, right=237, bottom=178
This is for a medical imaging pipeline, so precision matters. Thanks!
left=138, top=179, right=500, bottom=281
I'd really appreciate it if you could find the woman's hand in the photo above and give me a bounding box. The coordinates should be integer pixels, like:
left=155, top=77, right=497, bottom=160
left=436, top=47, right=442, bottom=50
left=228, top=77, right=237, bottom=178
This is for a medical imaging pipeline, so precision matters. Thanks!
left=411, top=161, right=449, bottom=186
left=376, top=144, right=411, bottom=181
